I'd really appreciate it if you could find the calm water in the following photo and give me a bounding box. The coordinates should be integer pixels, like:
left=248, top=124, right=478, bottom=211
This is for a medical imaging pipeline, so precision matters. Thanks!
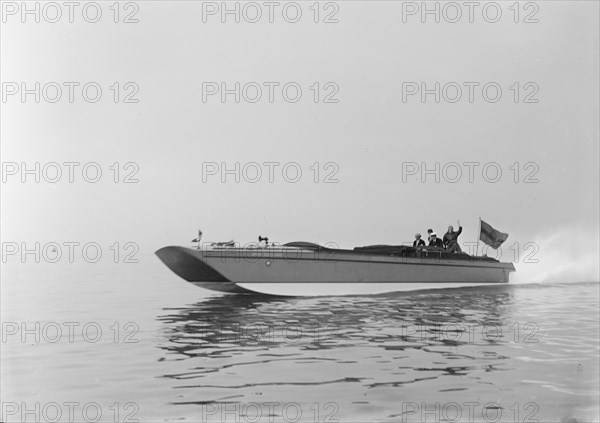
left=2, top=257, right=599, bottom=422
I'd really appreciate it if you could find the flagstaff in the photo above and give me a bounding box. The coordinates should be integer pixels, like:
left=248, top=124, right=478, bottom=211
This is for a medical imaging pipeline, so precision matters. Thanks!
left=477, top=217, right=482, bottom=257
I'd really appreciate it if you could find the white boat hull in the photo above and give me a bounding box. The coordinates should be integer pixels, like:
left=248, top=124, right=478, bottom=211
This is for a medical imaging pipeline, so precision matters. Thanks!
left=156, top=245, right=515, bottom=296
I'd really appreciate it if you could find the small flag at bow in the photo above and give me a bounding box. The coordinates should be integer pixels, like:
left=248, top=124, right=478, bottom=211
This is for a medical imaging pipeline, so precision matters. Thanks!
left=191, top=230, right=203, bottom=243
left=479, top=220, right=508, bottom=249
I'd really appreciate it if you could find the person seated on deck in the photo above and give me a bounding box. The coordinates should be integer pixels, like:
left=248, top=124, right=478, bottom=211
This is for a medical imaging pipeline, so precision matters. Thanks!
left=413, top=233, right=425, bottom=248
left=443, top=221, right=463, bottom=253
left=428, top=232, right=443, bottom=248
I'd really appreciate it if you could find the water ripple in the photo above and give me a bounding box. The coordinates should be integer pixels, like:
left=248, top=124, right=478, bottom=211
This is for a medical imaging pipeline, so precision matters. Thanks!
left=155, top=282, right=599, bottom=422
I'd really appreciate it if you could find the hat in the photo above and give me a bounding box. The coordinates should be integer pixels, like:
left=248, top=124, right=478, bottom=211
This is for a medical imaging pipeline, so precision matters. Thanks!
left=415, top=233, right=421, bottom=238
left=430, top=232, right=437, bottom=237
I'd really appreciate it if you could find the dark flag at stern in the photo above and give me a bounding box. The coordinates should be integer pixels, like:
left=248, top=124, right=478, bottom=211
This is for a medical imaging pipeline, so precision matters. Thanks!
left=479, top=219, right=509, bottom=249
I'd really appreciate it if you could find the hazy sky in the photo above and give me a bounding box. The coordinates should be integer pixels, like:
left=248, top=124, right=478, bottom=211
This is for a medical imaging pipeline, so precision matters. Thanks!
left=1, top=1, right=599, bottom=279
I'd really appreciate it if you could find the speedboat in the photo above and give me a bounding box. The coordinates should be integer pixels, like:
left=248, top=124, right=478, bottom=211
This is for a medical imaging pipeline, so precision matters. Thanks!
left=155, top=239, right=516, bottom=296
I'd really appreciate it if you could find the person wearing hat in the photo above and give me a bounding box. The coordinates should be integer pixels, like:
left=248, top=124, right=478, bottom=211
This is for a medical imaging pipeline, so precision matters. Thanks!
left=443, top=221, right=463, bottom=253
left=413, top=233, right=426, bottom=248
left=427, top=228, right=434, bottom=242
left=428, top=232, right=443, bottom=248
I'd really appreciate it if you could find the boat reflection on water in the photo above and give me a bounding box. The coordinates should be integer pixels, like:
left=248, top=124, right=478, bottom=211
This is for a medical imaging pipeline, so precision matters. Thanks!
left=156, top=285, right=598, bottom=422
left=154, top=287, right=528, bottom=421
left=157, top=286, right=516, bottom=358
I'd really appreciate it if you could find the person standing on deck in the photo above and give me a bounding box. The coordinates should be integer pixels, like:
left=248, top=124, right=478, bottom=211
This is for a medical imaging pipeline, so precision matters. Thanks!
left=443, top=221, right=463, bottom=253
